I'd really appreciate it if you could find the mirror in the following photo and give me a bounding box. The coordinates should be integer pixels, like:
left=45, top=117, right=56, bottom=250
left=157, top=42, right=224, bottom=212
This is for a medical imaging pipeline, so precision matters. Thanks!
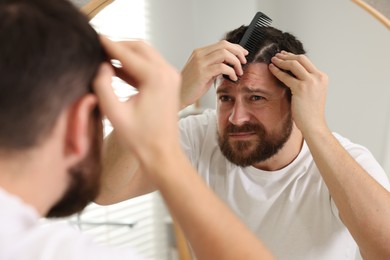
left=67, top=1, right=390, bottom=260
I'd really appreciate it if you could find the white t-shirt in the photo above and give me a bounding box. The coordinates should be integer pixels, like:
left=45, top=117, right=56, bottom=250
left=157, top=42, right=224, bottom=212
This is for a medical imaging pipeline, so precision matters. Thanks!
left=0, top=188, right=144, bottom=260
left=179, top=109, right=390, bottom=260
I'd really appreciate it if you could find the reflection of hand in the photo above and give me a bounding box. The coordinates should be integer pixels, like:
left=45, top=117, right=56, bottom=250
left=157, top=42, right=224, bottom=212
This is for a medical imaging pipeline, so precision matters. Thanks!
left=180, top=40, right=248, bottom=108
left=93, top=37, right=181, bottom=164
left=269, top=51, right=329, bottom=135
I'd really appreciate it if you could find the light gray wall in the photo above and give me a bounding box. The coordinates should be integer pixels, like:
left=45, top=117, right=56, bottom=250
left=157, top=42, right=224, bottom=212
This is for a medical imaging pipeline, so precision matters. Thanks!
left=147, top=0, right=390, bottom=170
left=147, top=0, right=260, bottom=68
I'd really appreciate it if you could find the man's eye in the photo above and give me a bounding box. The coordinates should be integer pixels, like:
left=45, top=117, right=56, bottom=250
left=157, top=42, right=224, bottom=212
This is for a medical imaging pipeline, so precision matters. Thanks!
left=219, top=95, right=232, bottom=102
left=250, top=95, right=265, bottom=101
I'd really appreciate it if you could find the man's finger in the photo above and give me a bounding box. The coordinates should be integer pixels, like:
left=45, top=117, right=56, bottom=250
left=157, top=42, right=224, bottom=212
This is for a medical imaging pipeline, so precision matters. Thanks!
left=277, top=51, right=318, bottom=74
left=269, top=63, right=299, bottom=92
left=93, top=62, right=127, bottom=126
left=100, top=37, right=154, bottom=86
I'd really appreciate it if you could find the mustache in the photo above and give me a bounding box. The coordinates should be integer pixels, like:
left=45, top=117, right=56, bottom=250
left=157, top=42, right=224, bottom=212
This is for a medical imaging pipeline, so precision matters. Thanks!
left=225, top=122, right=264, bottom=134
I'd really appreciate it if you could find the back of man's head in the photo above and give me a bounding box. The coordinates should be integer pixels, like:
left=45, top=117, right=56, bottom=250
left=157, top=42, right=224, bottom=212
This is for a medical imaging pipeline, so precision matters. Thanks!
left=0, top=0, right=105, bottom=152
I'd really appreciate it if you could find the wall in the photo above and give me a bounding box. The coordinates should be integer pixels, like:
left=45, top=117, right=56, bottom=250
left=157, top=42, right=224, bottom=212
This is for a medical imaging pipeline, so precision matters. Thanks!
left=148, top=0, right=261, bottom=68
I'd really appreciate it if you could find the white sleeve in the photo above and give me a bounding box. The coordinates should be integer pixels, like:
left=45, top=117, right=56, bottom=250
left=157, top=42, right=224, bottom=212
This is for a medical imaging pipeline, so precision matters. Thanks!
left=334, top=133, right=390, bottom=191
left=179, top=109, right=216, bottom=166
left=8, top=221, right=146, bottom=260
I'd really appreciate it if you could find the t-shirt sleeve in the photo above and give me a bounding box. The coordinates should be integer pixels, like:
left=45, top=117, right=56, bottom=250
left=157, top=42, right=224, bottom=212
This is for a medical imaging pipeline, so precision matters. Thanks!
left=179, top=109, right=216, bottom=166
left=335, top=133, right=390, bottom=190
left=11, top=221, right=146, bottom=260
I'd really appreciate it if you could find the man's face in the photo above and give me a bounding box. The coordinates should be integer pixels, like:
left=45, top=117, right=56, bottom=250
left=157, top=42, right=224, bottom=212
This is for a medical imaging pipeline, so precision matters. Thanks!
left=46, top=110, right=103, bottom=218
left=216, top=63, right=292, bottom=167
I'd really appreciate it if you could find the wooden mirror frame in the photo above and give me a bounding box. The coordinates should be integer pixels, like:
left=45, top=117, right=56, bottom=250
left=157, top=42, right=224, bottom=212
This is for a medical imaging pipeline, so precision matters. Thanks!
left=351, top=0, right=390, bottom=30
left=79, top=0, right=389, bottom=29
left=79, top=0, right=114, bottom=20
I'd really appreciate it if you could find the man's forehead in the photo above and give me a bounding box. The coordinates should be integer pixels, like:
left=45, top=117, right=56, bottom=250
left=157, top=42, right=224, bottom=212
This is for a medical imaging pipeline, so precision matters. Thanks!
left=216, top=82, right=274, bottom=97
left=216, top=63, right=278, bottom=94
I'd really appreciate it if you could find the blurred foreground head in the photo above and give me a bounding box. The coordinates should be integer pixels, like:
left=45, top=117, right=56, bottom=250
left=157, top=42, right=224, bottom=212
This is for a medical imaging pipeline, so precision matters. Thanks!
left=0, top=0, right=107, bottom=217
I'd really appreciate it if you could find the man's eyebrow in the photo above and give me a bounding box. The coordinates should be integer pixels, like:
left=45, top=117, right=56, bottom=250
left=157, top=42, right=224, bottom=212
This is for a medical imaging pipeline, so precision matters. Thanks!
left=217, top=85, right=272, bottom=96
left=242, top=86, right=272, bottom=96
left=216, top=87, right=230, bottom=94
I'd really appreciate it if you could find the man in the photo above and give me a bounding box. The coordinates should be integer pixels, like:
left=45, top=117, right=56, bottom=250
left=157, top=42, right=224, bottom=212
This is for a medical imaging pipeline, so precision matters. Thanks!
left=0, top=0, right=275, bottom=259
left=98, top=25, right=390, bottom=259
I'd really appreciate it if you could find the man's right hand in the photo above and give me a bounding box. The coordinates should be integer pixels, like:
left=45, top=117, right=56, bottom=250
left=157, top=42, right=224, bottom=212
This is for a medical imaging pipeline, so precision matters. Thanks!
left=93, top=37, right=181, bottom=165
left=180, top=40, right=248, bottom=108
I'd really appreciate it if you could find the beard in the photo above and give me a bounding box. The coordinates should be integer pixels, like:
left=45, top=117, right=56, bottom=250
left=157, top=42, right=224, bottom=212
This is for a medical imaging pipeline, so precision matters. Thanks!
left=46, top=110, right=103, bottom=218
left=218, top=113, right=293, bottom=167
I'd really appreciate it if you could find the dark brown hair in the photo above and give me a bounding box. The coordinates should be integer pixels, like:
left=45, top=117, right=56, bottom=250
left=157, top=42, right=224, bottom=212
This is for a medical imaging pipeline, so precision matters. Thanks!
left=224, top=25, right=306, bottom=63
left=0, top=0, right=106, bottom=150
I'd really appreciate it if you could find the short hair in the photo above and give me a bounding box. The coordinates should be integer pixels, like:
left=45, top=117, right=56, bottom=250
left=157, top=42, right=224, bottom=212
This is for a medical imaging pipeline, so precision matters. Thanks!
left=224, top=25, right=306, bottom=63
left=0, top=0, right=106, bottom=151
left=223, top=25, right=306, bottom=100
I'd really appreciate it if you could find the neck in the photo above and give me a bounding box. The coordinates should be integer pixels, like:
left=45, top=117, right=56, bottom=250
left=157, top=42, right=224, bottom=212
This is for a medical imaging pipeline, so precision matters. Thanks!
left=252, top=124, right=303, bottom=171
left=0, top=146, right=68, bottom=217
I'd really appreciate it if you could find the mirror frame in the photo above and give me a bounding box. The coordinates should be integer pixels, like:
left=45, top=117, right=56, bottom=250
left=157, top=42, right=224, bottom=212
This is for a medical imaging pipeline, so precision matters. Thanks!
left=79, top=0, right=114, bottom=20
left=351, top=0, right=390, bottom=30
left=80, top=0, right=389, bottom=29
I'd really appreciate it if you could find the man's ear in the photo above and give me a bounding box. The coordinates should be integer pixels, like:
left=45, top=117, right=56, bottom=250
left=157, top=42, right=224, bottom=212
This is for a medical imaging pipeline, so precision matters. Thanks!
left=64, top=94, right=99, bottom=167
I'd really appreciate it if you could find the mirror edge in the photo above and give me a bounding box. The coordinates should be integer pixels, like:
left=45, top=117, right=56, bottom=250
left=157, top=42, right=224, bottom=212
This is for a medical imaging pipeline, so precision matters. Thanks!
left=351, top=0, right=390, bottom=30
left=80, top=0, right=114, bottom=20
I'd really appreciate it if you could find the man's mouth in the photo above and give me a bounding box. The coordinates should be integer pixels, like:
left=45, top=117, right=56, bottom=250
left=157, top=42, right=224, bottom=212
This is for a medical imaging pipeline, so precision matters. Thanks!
left=228, top=131, right=256, bottom=140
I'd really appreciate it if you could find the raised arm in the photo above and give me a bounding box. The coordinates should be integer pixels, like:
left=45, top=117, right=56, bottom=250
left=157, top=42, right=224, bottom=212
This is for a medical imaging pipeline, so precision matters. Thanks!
left=95, top=130, right=156, bottom=205
left=270, top=51, right=390, bottom=259
left=93, top=37, right=274, bottom=260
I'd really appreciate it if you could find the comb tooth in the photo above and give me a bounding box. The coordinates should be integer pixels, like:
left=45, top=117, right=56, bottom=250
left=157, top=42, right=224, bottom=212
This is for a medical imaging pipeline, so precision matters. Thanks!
left=256, top=21, right=270, bottom=26
left=256, top=19, right=271, bottom=26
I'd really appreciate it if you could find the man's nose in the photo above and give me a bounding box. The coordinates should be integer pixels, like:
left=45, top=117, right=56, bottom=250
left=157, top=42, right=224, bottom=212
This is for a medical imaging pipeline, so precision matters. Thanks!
left=228, top=100, right=250, bottom=126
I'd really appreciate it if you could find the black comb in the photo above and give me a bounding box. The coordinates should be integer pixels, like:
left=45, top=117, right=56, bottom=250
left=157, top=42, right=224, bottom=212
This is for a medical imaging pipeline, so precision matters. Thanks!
left=239, top=11, right=272, bottom=63
left=223, top=12, right=272, bottom=81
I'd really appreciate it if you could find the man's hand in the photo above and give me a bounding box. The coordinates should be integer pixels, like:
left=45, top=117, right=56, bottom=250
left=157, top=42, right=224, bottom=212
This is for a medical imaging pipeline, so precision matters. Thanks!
left=93, top=37, right=181, bottom=164
left=180, top=40, right=248, bottom=108
left=269, top=51, right=329, bottom=135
